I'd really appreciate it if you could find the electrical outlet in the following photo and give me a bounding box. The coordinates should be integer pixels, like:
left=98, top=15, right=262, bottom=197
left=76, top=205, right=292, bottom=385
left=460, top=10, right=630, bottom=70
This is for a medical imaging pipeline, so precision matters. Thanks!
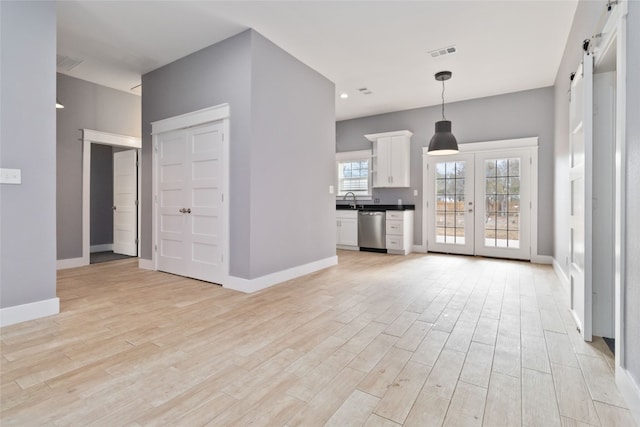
left=0, top=168, right=21, bottom=184
left=374, top=198, right=380, bottom=204
left=413, top=189, right=418, bottom=196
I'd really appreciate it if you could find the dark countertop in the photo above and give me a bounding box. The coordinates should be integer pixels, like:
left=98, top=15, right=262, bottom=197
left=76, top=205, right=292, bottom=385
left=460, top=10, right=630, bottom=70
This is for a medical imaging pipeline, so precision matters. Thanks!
left=336, top=204, right=415, bottom=211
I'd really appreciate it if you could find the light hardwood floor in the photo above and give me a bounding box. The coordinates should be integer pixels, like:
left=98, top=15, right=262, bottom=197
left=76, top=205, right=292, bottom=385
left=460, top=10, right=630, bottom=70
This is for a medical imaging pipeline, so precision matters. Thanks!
left=1, top=251, right=636, bottom=426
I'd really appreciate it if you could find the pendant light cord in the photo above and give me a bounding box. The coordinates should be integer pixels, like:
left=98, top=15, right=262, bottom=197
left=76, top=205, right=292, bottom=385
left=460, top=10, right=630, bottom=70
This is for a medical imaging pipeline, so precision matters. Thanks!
left=441, top=79, right=446, bottom=120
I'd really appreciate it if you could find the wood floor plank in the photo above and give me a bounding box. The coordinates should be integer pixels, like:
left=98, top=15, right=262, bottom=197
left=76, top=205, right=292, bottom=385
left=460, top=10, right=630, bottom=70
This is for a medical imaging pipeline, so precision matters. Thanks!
left=483, top=371, right=521, bottom=427
left=551, top=362, right=600, bottom=425
left=577, top=354, right=628, bottom=407
left=460, top=342, right=494, bottom=388
left=373, top=361, right=432, bottom=424
left=522, top=367, right=562, bottom=427
left=0, top=253, right=631, bottom=426
left=324, top=389, right=380, bottom=427
left=358, top=347, right=413, bottom=398
left=421, top=349, right=466, bottom=399
left=442, top=381, right=487, bottom=427
left=593, top=401, right=638, bottom=427
left=411, top=329, right=449, bottom=367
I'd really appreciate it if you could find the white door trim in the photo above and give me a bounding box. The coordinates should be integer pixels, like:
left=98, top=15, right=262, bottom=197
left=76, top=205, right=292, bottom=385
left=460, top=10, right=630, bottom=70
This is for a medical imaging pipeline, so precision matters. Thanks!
left=78, top=130, right=141, bottom=268
left=422, top=137, right=539, bottom=260
left=151, top=103, right=230, bottom=281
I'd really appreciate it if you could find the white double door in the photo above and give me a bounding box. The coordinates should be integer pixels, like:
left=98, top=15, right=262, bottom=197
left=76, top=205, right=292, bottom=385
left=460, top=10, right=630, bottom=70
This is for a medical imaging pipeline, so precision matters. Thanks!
left=156, top=121, right=226, bottom=283
left=426, top=148, right=532, bottom=260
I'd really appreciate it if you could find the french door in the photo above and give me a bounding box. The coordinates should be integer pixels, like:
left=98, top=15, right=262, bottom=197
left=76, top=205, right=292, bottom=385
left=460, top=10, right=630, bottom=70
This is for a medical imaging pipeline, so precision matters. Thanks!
left=426, top=146, right=533, bottom=260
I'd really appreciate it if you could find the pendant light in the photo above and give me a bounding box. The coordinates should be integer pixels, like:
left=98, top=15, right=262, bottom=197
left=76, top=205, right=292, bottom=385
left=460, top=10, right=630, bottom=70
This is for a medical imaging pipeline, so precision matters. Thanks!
left=428, top=71, right=458, bottom=155
left=56, top=99, right=64, bottom=109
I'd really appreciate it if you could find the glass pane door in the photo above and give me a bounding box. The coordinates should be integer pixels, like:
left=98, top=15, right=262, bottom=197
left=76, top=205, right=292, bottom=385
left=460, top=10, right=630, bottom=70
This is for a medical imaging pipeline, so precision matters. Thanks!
left=427, top=154, right=475, bottom=255
left=475, top=150, right=531, bottom=260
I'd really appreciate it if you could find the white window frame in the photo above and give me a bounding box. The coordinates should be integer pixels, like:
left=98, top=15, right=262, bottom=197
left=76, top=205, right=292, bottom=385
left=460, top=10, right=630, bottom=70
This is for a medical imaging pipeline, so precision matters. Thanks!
left=336, top=150, right=372, bottom=200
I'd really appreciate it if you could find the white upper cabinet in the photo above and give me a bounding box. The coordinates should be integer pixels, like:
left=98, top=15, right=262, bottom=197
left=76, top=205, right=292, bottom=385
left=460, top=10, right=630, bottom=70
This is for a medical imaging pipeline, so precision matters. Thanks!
left=365, top=130, right=412, bottom=188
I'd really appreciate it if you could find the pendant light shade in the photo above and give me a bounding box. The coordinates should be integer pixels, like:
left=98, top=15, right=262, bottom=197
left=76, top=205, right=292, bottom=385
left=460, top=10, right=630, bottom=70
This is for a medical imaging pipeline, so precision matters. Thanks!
left=428, top=120, right=458, bottom=155
left=428, top=71, right=458, bottom=155
left=56, top=99, right=64, bottom=109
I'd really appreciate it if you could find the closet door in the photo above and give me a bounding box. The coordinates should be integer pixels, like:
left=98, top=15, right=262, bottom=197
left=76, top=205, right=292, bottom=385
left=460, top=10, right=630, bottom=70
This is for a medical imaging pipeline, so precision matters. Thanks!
left=156, top=121, right=226, bottom=283
left=157, top=129, right=189, bottom=277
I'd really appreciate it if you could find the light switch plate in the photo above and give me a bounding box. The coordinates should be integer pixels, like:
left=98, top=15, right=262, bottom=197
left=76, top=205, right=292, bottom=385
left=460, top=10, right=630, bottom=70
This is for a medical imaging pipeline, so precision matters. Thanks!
left=0, top=168, right=21, bottom=184
left=413, top=189, right=418, bottom=196
left=329, top=185, right=334, bottom=194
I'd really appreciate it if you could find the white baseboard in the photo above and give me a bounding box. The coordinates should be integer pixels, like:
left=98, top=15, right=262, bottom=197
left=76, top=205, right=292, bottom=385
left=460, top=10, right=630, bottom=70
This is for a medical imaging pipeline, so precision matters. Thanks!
left=57, top=257, right=87, bottom=270
left=412, top=244, right=427, bottom=253
left=616, top=367, right=640, bottom=425
left=138, top=259, right=154, bottom=270
left=531, top=254, right=553, bottom=264
left=90, top=244, right=113, bottom=253
left=224, top=256, right=338, bottom=293
left=0, top=297, right=60, bottom=327
left=553, top=258, right=570, bottom=293
left=336, top=245, right=359, bottom=251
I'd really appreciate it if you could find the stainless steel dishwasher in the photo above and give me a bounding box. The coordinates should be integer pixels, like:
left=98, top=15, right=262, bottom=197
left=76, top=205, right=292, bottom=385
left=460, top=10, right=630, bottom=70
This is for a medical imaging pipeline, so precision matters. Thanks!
left=358, top=211, right=386, bottom=251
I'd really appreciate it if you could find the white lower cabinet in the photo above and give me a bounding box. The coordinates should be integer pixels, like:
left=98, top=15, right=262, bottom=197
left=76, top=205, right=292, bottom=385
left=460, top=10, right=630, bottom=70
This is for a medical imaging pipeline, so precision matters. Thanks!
left=336, top=210, right=358, bottom=249
left=385, top=210, right=414, bottom=255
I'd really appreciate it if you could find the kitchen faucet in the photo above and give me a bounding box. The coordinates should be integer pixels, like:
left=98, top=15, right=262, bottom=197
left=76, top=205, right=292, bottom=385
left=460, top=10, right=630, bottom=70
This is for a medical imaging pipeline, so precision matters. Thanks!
left=343, top=191, right=357, bottom=209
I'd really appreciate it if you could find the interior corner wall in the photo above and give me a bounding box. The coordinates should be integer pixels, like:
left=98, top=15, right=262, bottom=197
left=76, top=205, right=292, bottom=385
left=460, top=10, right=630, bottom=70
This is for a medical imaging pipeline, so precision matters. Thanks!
left=140, top=30, right=253, bottom=276
left=248, top=32, right=336, bottom=279
left=552, top=1, right=602, bottom=279
left=56, top=73, right=140, bottom=260
left=0, top=1, right=57, bottom=308
left=623, top=0, right=640, bottom=392
left=336, top=87, right=555, bottom=255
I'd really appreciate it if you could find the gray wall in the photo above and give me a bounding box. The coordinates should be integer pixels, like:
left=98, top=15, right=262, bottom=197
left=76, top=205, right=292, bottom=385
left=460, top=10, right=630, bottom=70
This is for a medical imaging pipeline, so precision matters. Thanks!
left=624, top=0, right=640, bottom=390
left=0, top=1, right=57, bottom=308
left=90, top=145, right=113, bottom=246
left=142, top=29, right=335, bottom=279
left=337, top=87, right=555, bottom=255
left=56, top=73, right=140, bottom=259
left=249, top=31, right=335, bottom=278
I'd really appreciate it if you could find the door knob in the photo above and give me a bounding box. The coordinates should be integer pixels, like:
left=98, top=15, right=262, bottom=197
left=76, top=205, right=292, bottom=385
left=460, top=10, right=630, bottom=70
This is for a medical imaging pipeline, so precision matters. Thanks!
left=112, top=206, right=116, bottom=211
left=186, top=208, right=191, bottom=214
left=179, top=208, right=186, bottom=213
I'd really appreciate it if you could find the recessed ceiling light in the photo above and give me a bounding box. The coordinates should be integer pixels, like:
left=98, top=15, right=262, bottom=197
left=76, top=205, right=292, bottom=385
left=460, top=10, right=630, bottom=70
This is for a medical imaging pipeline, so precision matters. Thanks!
left=340, top=93, right=349, bottom=99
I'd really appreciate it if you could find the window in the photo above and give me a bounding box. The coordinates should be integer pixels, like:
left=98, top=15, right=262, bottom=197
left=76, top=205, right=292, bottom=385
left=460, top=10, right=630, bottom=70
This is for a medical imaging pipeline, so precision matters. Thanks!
left=336, top=150, right=372, bottom=199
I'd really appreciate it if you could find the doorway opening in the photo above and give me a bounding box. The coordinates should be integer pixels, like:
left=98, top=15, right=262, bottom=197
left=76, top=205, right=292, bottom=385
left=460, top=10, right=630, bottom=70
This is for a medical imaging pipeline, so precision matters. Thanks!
left=82, top=129, right=141, bottom=266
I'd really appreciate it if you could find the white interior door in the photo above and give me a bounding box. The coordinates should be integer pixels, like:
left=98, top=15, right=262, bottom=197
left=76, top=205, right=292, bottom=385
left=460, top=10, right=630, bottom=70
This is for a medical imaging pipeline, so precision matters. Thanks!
left=569, top=56, right=593, bottom=341
left=158, top=129, right=189, bottom=276
left=157, top=121, right=226, bottom=283
left=474, top=150, right=531, bottom=260
left=187, top=122, right=225, bottom=283
left=427, top=154, right=475, bottom=255
left=112, top=149, right=137, bottom=256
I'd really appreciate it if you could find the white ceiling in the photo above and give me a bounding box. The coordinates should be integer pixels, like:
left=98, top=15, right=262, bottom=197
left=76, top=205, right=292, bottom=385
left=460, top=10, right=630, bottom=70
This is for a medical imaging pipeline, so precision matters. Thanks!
left=56, top=0, right=578, bottom=121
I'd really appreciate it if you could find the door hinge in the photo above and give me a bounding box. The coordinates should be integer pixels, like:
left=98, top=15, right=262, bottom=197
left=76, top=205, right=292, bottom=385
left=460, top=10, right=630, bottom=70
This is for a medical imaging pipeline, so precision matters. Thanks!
left=221, top=194, right=224, bottom=202
left=222, top=133, right=225, bottom=142
left=154, top=244, right=157, bottom=252
left=135, top=199, right=139, bottom=206
left=154, top=195, right=157, bottom=203
left=136, top=160, right=139, bottom=167
left=154, top=143, right=158, bottom=153
left=135, top=238, right=139, bottom=244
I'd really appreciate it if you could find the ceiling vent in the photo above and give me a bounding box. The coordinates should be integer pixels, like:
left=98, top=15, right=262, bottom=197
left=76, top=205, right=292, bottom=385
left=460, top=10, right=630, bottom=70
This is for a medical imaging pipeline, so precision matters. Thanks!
left=428, top=46, right=457, bottom=59
left=56, top=54, right=83, bottom=71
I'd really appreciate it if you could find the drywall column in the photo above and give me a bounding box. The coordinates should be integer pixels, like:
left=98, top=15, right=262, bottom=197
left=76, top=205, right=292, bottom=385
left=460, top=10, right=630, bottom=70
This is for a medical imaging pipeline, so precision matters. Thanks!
left=0, top=1, right=58, bottom=325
